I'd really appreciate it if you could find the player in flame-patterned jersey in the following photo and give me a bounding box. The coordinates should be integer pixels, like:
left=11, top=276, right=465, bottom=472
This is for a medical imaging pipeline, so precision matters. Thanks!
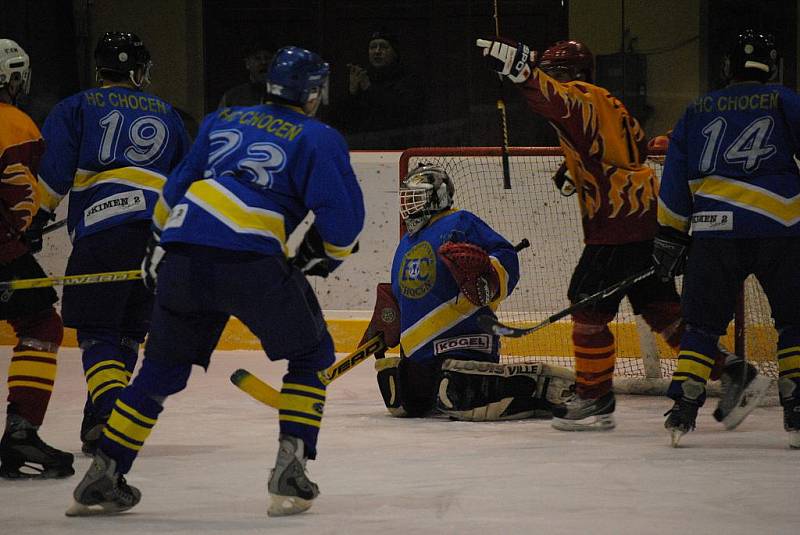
left=477, top=37, right=758, bottom=431
left=0, top=38, right=73, bottom=479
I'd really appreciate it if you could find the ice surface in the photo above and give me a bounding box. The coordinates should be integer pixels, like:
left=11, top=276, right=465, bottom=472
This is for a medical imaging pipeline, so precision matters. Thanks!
left=1, top=348, right=798, bottom=535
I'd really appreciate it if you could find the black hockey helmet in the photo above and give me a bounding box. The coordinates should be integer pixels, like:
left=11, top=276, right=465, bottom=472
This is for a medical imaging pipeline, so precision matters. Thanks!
left=723, top=29, right=778, bottom=83
left=94, top=31, right=152, bottom=87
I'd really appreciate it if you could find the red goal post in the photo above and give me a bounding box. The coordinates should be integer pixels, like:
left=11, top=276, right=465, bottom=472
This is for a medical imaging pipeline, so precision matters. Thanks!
left=399, top=146, right=777, bottom=392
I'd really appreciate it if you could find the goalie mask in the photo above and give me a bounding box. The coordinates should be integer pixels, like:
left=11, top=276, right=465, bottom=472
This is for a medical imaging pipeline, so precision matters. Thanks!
left=400, top=164, right=454, bottom=235
left=95, top=32, right=152, bottom=88
left=723, top=29, right=778, bottom=83
left=539, top=40, right=594, bottom=83
left=0, top=39, right=31, bottom=99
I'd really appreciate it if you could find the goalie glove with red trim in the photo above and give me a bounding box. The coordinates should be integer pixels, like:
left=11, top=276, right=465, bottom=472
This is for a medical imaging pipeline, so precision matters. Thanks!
left=438, top=241, right=500, bottom=307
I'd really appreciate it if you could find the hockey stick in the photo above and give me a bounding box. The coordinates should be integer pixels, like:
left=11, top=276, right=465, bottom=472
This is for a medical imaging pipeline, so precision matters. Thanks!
left=477, top=266, right=656, bottom=338
left=43, top=218, right=67, bottom=235
left=0, top=269, right=142, bottom=291
left=230, top=334, right=389, bottom=409
left=493, top=0, right=512, bottom=189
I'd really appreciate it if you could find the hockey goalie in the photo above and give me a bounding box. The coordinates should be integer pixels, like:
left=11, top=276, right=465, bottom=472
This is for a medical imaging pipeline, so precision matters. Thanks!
left=360, top=164, right=575, bottom=421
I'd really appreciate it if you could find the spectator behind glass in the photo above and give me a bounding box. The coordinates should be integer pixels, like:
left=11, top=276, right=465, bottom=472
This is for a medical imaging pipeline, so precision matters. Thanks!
left=218, top=45, right=274, bottom=108
left=334, top=30, right=425, bottom=149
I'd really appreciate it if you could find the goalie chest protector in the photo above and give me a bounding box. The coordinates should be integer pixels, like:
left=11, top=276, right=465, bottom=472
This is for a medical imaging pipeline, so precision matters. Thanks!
left=391, top=209, right=520, bottom=363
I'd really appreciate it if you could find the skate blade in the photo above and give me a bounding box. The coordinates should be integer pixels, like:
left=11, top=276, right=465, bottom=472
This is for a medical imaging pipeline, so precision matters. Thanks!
left=267, top=494, right=314, bottom=517
left=789, top=431, right=800, bottom=450
left=669, top=428, right=686, bottom=448
left=551, top=414, right=615, bottom=431
left=65, top=500, right=135, bottom=517
left=718, top=376, right=772, bottom=430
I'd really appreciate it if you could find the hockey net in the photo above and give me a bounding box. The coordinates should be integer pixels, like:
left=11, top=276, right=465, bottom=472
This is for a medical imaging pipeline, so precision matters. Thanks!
left=399, top=147, right=778, bottom=394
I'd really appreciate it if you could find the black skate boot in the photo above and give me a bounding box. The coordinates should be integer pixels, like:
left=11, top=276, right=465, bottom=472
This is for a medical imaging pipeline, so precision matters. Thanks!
left=0, top=415, right=74, bottom=479
left=66, top=449, right=141, bottom=516
left=713, top=349, right=771, bottom=430
left=778, top=378, right=800, bottom=449
left=267, top=434, right=319, bottom=517
left=80, top=399, right=107, bottom=457
left=551, top=391, right=615, bottom=431
left=665, top=379, right=704, bottom=447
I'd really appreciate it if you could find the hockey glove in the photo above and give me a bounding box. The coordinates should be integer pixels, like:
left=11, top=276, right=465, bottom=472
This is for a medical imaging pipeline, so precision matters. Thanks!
left=652, top=226, right=691, bottom=281
left=476, top=38, right=536, bottom=83
left=438, top=241, right=500, bottom=307
left=291, top=224, right=331, bottom=278
left=141, top=234, right=165, bottom=291
left=24, top=210, right=55, bottom=254
left=551, top=162, right=576, bottom=197
left=358, top=283, right=401, bottom=358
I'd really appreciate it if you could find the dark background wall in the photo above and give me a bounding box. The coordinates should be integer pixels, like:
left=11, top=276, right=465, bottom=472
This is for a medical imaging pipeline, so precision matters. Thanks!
left=2, top=1, right=798, bottom=149
left=203, top=0, right=567, bottom=147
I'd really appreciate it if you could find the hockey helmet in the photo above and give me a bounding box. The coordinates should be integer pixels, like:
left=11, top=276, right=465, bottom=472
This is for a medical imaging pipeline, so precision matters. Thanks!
left=94, top=31, right=152, bottom=88
left=400, top=164, right=455, bottom=235
left=723, top=29, right=778, bottom=82
left=539, top=40, right=594, bottom=82
left=266, top=46, right=330, bottom=106
left=0, top=39, right=31, bottom=95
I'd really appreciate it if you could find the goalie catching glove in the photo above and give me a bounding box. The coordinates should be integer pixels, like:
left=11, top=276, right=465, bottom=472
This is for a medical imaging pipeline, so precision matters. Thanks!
left=476, top=38, right=537, bottom=83
left=438, top=241, right=499, bottom=307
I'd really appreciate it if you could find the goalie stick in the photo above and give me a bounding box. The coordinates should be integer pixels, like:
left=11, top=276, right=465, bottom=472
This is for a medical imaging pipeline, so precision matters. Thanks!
left=231, top=334, right=388, bottom=409
left=231, top=238, right=531, bottom=408
left=477, top=266, right=656, bottom=338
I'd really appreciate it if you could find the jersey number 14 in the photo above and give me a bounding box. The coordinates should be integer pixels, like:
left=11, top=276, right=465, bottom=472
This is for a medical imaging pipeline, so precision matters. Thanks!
left=699, top=116, right=777, bottom=174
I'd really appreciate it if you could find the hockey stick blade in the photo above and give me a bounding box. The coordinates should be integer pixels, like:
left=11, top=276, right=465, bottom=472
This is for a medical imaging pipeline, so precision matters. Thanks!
left=478, top=266, right=656, bottom=338
left=231, top=334, right=388, bottom=409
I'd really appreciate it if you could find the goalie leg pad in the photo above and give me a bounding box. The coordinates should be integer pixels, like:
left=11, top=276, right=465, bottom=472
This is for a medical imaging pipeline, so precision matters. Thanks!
left=436, top=359, right=575, bottom=421
left=375, top=357, right=407, bottom=417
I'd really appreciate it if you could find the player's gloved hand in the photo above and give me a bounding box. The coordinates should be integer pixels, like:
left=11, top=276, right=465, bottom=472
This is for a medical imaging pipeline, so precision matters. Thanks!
left=551, top=162, right=576, bottom=197
left=439, top=241, right=500, bottom=306
left=24, top=210, right=55, bottom=254
left=292, top=224, right=331, bottom=278
left=476, top=38, right=536, bottom=83
left=652, top=226, right=691, bottom=281
left=141, top=233, right=165, bottom=291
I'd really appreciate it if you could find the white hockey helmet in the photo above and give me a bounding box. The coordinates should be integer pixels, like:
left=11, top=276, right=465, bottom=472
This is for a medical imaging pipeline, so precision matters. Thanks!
left=0, top=39, right=31, bottom=96
left=400, top=164, right=454, bottom=235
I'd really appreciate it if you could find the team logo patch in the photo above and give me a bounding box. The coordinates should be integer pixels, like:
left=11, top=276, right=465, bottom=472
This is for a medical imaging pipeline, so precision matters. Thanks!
left=433, top=334, right=493, bottom=355
left=381, top=307, right=396, bottom=324
left=691, top=211, right=733, bottom=231
left=398, top=241, right=436, bottom=299
left=313, top=402, right=324, bottom=416
left=164, top=203, right=189, bottom=230
left=84, top=189, right=146, bottom=226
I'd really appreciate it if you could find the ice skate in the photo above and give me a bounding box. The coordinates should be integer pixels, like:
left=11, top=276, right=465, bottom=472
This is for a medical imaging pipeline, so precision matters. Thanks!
left=66, top=449, right=141, bottom=516
left=267, top=434, right=319, bottom=517
left=664, top=379, right=705, bottom=447
left=779, top=378, right=800, bottom=449
left=551, top=391, right=615, bottom=431
left=713, top=353, right=771, bottom=430
left=0, top=415, right=74, bottom=479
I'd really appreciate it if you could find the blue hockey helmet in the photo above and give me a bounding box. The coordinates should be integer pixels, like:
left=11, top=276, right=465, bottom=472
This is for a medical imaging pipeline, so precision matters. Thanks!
left=265, top=46, right=329, bottom=105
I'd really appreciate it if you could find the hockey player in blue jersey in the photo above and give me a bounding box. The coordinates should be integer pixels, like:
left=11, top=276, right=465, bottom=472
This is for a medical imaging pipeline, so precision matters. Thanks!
left=655, top=30, right=800, bottom=448
left=67, top=45, right=365, bottom=517
left=363, top=165, right=574, bottom=421
left=35, top=32, right=191, bottom=456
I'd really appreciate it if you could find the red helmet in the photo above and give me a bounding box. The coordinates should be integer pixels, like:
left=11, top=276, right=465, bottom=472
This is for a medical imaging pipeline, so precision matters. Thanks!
left=539, top=40, right=594, bottom=82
